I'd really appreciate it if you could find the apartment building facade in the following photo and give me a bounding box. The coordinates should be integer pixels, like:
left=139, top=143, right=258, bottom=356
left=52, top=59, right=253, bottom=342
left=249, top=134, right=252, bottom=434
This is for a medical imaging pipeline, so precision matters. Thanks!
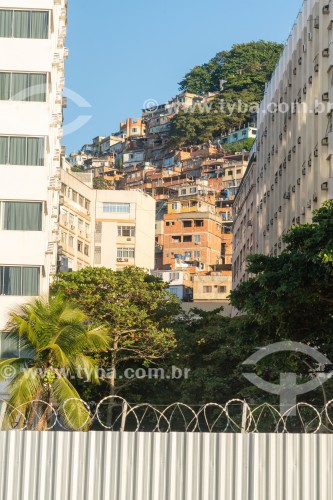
left=232, top=146, right=257, bottom=289
left=256, top=0, right=333, bottom=255
left=59, top=164, right=156, bottom=272
left=0, top=1, right=67, bottom=333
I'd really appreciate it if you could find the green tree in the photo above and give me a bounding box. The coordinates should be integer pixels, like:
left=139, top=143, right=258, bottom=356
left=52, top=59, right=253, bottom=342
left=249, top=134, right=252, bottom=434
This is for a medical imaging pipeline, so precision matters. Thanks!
left=224, top=138, right=255, bottom=154
left=52, top=267, right=180, bottom=396
left=0, top=294, right=109, bottom=430
left=230, top=201, right=333, bottom=350
left=179, top=41, right=283, bottom=96
left=93, top=177, right=114, bottom=190
left=170, top=41, right=283, bottom=147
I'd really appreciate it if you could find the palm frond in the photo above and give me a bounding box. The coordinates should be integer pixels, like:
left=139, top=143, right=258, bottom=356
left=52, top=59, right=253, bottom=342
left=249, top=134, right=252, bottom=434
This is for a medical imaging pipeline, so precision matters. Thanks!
left=52, top=377, right=91, bottom=431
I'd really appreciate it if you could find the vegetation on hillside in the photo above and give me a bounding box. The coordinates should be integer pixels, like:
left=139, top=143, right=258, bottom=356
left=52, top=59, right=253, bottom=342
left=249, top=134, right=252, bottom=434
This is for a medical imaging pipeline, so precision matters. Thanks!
left=169, top=41, right=284, bottom=147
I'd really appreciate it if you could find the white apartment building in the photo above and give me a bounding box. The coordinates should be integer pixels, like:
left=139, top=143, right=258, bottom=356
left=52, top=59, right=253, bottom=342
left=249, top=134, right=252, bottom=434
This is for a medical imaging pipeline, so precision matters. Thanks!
left=60, top=163, right=156, bottom=272
left=0, top=2, right=67, bottom=334
left=256, top=0, right=333, bottom=255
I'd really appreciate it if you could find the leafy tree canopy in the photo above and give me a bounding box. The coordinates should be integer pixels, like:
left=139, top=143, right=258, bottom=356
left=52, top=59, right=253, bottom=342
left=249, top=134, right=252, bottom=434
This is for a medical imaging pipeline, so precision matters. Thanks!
left=52, top=266, right=180, bottom=395
left=170, top=41, right=283, bottom=147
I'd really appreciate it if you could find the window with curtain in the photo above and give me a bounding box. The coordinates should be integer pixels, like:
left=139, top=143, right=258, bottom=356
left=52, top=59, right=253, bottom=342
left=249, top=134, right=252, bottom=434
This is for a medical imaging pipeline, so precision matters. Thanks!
left=0, top=10, right=49, bottom=39
left=0, top=73, right=10, bottom=100
left=0, top=266, right=40, bottom=296
left=0, top=10, right=13, bottom=37
left=2, top=201, right=42, bottom=231
left=0, top=136, right=44, bottom=166
left=0, top=72, right=47, bottom=102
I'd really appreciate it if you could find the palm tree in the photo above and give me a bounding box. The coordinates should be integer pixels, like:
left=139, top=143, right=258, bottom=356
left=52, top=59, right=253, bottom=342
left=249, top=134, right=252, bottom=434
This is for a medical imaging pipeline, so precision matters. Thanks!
left=0, top=294, right=109, bottom=430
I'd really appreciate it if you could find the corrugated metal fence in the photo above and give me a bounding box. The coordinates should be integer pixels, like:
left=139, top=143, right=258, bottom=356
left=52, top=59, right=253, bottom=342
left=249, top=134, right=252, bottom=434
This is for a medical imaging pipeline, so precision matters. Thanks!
left=0, top=432, right=332, bottom=500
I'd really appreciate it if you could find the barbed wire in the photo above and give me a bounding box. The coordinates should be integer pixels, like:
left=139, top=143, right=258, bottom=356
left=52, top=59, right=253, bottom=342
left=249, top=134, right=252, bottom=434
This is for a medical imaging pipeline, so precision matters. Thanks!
left=1, top=397, right=333, bottom=433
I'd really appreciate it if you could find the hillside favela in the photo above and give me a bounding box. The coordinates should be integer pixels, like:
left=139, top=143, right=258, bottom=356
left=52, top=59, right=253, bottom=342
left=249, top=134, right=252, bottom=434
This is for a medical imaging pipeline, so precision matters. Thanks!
left=0, top=1, right=333, bottom=499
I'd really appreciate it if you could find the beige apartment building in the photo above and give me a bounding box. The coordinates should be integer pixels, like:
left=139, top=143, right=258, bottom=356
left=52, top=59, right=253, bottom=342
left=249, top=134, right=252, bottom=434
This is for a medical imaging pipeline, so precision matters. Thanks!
left=232, top=146, right=257, bottom=289
left=59, top=163, right=155, bottom=272
left=256, top=0, right=333, bottom=256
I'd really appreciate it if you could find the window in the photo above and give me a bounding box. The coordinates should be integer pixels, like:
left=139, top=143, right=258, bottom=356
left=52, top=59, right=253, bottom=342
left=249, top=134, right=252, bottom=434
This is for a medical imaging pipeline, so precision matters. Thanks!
left=118, top=226, right=135, bottom=237
left=236, top=169, right=241, bottom=174
left=190, top=187, right=197, bottom=194
left=1, top=201, right=42, bottom=230
left=72, top=191, right=78, bottom=203
left=0, top=10, right=49, bottom=39
left=181, top=189, right=187, bottom=195
left=0, top=332, right=20, bottom=358
left=131, top=128, right=137, bottom=133
left=194, top=220, right=204, bottom=227
left=182, top=221, right=192, bottom=228
left=183, top=235, right=192, bottom=243
left=170, top=272, right=180, bottom=281
left=0, top=266, right=39, bottom=296
left=194, top=251, right=200, bottom=259
left=68, top=236, right=74, bottom=248
left=117, top=248, right=135, bottom=259
left=194, top=235, right=201, bottom=243
left=0, top=136, right=44, bottom=166
left=203, top=286, right=212, bottom=293
left=84, top=245, right=89, bottom=256
left=171, top=203, right=178, bottom=210
left=171, top=235, right=181, bottom=243
left=77, top=241, right=83, bottom=253
left=78, top=219, right=83, bottom=231
left=61, top=232, right=67, bottom=244
left=79, top=195, right=84, bottom=207
left=218, top=286, right=227, bottom=294
left=94, top=246, right=101, bottom=265
left=103, top=203, right=130, bottom=213
left=0, top=72, right=47, bottom=102
left=184, top=251, right=192, bottom=260
left=228, top=171, right=233, bottom=176
left=169, top=287, right=178, bottom=296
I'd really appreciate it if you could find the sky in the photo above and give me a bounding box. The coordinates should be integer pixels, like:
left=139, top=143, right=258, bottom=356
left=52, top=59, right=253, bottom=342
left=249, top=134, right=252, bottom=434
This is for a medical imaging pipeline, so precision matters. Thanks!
left=63, top=0, right=302, bottom=153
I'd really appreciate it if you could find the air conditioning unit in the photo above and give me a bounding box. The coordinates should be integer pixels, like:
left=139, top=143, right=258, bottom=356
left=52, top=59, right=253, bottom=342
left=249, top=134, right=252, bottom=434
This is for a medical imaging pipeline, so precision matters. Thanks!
left=284, top=192, right=291, bottom=200
left=323, top=5, right=330, bottom=14
left=247, top=220, right=253, bottom=227
left=126, top=238, right=132, bottom=241
left=313, top=193, right=318, bottom=202
left=322, top=137, right=329, bottom=146
left=314, top=63, right=319, bottom=73
left=314, top=16, right=320, bottom=28
left=322, top=92, right=329, bottom=101
left=297, top=178, right=301, bottom=185
left=323, top=48, right=330, bottom=57
left=296, top=217, right=301, bottom=224
left=292, top=186, right=296, bottom=193
left=70, top=224, right=75, bottom=230
left=321, top=182, right=329, bottom=190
